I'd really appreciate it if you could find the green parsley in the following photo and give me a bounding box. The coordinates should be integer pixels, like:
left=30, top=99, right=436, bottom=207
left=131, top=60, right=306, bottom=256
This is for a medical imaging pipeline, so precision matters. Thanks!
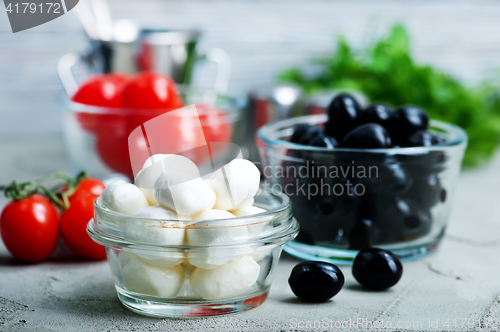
left=279, top=24, right=500, bottom=166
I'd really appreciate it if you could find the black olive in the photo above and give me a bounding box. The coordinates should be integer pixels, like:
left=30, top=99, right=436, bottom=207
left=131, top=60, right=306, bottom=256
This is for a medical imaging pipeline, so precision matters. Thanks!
left=290, top=124, right=314, bottom=144
left=341, top=124, right=392, bottom=149
left=403, top=130, right=445, bottom=147
left=405, top=173, right=443, bottom=209
left=357, top=163, right=411, bottom=195
left=295, top=230, right=315, bottom=245
left=359, top=103, right=393, bottom=126
left=348, top=218, right=373, bottom=250
left=324, top=94, right=362, bottom=141
left=352, top=248, right=403, bottom=290
left=440, top=188, right=447, bottom=202
left=387, top=106, right=429, bottom=143
left=298, top=126, right=323, bottom=145
left=373, top=197, right=432, bottom=243
left=289, top=261, right=345, bottom=302
left=289, top=175, right=359, bottom=244
left=394, top=151, right=447, bottom=176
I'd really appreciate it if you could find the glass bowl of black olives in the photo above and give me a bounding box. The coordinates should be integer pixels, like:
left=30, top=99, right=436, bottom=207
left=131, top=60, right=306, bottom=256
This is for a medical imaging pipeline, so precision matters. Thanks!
left=256, top=93, right=467, bottom=264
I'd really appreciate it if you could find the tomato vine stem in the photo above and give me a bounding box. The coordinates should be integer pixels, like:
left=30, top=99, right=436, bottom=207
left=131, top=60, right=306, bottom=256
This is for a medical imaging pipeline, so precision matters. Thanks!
left=0, top=171, right=88, bottom=210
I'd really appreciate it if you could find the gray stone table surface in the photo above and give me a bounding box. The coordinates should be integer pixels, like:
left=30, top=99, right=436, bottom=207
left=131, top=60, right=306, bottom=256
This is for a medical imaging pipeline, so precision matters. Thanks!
left=0, top=138, right=499, bottom=332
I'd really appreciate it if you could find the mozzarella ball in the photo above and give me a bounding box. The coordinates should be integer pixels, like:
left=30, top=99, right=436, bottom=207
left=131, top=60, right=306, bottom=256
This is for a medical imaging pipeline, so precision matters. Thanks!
left=240, top=197, right=254, bottom=208
left=154, top=154, right=200, bottom=183
left=250, top=247, right=273, bottom=263
left=123, top=206, right=188, bottom=267
left=182, top=260, right=197, bottom=278
left=207, top=159, right=260, bottom=210
left=153, top=175, right=216, bottom=216
left=230, top=205, right=266, bottom=218
left=190, top=256, right=260, bottom=299
left=118, top=251, right=133, bottom=267
left=133, top=205, right=191, bottom=221
left=231, top=205, right=270, bottom=235
left=121, top=255, right=184, bottom=298
left=142, top=154, right=171, bottom=170
left=192, top=209, right=236, bottom=221
left=138, top=179, right=158, bottom=206
left=135, top=154, right=172, bottom=205
left=102, top=180, right=149, bottom=215
left=229, top=205, right=274, bottom=264
left=186, top=211, right=251, bottom=269
left=231, top=204, right=273, bottom=262
left=105, top=250, right=121, bottom=279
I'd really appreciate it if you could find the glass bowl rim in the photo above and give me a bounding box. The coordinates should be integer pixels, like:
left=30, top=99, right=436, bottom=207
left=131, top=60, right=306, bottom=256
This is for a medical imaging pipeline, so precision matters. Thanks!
left=61, top=86, right=247, bottom=115
left=256, top=114, right=468, bottom=154
left=88, top=189, right=298, bottom=249
left=93, top=190, right=291, bottom=225
left=87, top=218, right=299, bottom=251
left=90, top=28, right=203, bottom=45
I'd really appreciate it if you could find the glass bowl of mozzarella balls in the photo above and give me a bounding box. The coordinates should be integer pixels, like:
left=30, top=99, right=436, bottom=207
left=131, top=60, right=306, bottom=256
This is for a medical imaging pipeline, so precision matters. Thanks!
left=88, top=154, right=298, bottom=318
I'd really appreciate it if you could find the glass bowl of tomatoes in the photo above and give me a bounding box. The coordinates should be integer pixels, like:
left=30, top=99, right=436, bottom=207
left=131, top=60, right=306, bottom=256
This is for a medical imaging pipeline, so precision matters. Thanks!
left=62, top=72, right=246, bottom=181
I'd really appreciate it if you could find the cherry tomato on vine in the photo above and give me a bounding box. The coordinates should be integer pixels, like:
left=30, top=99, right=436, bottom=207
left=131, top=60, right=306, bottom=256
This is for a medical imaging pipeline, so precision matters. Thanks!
left=0, top=194, right=59, bottom=262
left=60, top=194, right=106, bottom=260
left=60, top=178, right=106, bottom=205
left=73, top=178, right=105, bottom=197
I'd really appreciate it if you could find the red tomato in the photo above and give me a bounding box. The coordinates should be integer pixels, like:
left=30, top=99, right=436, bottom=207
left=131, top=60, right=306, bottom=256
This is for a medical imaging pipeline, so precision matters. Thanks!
left=60, top=194, right=106, bottom=260
left=72, top=73, right=130, bottom=134
left=196, top=104, right=232, bottom=159
left=96, top=125, right=149, bottom=180
left=75, top=111, right=124, bottom=135
left=137, top=44, right=154, bottom=71
left=70, top=178, right=105, bottom=203
left=60, top=178, right=105, bottom=205
left=88, top=71, right=185, bottom=176
left=72, top=73, right=130, bottom=107
left=74, top=178, right=105, bottom=195
left=122, top=71, right=184, bottom=110
left=198, top=106, right=232, bottom=145
left=0, top=194, right=59, bottom=262
left=122, top=72, right=184, bottom=137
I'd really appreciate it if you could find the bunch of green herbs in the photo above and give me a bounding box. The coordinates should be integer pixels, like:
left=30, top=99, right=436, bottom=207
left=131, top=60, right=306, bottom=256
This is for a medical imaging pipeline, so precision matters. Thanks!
left=279, top=24, right=500, bottom=166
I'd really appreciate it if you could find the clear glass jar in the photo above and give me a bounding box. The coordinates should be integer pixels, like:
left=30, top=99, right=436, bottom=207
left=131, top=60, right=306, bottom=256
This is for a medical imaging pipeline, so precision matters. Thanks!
left=62, top=88, right=247, bottom=182
left=87, top=189, right=298, bottom=317
left=256, top=114, right=467, bottom=263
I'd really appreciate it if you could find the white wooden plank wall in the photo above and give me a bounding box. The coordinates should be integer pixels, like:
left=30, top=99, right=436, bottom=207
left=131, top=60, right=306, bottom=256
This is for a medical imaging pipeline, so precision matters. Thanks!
left=0, top=0, right=499, bottom=136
